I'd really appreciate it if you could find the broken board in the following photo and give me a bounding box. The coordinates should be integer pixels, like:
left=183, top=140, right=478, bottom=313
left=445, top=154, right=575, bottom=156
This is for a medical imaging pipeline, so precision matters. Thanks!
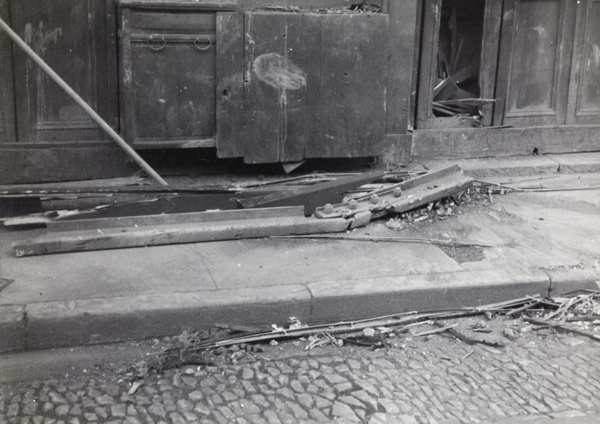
left=236, top=170, right=385, bottom=216
left=243, top=12, right=388, bottom=164
left=13, top=206, right=350, bottom=257
left=314, top=165, right=474, bottom=220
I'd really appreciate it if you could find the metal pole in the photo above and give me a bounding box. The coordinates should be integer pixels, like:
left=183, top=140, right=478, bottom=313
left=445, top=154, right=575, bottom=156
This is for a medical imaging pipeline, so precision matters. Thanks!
left=0, top=17, right=169, bottom=186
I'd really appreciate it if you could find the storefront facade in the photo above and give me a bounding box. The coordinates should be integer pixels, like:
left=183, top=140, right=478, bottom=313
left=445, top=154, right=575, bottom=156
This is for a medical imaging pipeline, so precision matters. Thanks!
left=1, top=0, right=598, bottom=183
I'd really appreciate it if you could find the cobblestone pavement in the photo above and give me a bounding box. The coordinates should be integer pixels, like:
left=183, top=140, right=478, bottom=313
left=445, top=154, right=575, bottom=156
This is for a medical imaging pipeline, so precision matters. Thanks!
left=1, top=326, right=600, bottom=424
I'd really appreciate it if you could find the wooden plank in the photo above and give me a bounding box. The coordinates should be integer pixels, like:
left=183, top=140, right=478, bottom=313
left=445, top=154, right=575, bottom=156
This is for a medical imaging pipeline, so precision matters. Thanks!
left=216, top=12, right=244, bottom=158
left=243, top=12, right=315, bottom=164
left=306, top=13, right=388, bottom=158
left=14, top=209, right=351, bottom=256
left=0, top=0, right=16, bottom=144
left=47, top=205, right=306, bottom=231
left=416, top=0, right=443, bottom=129
left=386, top=0, right=418, bottom=134
left=479, top=0, right=502, bottom=126
left=39, top=191, right=280, bottom=222
left=105, top=0, right=120, bottom=131
left=237, top=170, right=385, bottom=216
left=313, top=165, right=473, bottom=219
left=412, top=125, right=600, bottom=160
left=119, top=7, right=135, bottom=144
left=492, top=0, right=515, bottom=126
left=409, top=1, right=423, bottom=131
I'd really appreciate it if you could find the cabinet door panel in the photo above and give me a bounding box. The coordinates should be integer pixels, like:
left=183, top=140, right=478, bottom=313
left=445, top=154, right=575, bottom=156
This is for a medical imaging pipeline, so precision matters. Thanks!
left=0, top=2, right=16, bottom=144
left=119, top=9, right=217, bottom=147
left=567, top=0, right=600, bottom=124
left=496, top=0, right=576, bottom=126
left=130, top=37, right=216, bottom=142
left=10, top=0, right=115, bottom=143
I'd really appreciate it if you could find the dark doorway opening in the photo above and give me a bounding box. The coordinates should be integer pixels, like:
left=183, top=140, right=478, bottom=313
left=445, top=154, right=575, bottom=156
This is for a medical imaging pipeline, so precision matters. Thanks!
left=416, top=0, right=498, bottom=130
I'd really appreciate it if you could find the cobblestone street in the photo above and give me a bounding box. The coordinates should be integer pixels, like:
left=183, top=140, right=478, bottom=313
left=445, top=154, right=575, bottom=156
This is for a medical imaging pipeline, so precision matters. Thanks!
left=1, top=323, right=599, bottom=424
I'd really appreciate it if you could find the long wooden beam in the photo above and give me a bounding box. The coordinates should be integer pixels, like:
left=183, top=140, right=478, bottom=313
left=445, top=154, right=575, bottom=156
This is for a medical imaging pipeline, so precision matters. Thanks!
left=0, top=17, right=168, bottom=186
left=13, top=206, right=351, bottom=256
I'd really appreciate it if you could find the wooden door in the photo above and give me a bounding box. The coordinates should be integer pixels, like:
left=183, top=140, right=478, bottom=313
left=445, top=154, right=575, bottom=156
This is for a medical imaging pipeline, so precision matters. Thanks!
left=10, top=0, right=117, bottom=143
left=242, top=12, right=388, bottom=164
left=0, top=1, right=16, bottom=144
left=566, top=0, right=600, bottom=125
left=494, top=0, right=577, bottom=127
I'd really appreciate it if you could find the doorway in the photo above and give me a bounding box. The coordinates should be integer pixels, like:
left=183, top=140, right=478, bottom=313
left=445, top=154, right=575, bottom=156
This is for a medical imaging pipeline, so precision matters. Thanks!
left=416, top=0, right=501, bottom=130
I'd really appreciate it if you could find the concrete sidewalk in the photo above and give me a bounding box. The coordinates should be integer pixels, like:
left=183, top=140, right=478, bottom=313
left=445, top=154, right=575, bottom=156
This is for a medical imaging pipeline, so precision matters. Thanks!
left=1, top=152, right=600, bottom=353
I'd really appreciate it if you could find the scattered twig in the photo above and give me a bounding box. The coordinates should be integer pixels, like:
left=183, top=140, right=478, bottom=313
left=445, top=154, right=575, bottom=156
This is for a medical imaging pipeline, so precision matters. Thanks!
left=544, top=296, right=587, bottom=321
left=413, top=323, right=458, bottom=337
left=567, top=316, right=600, bottom=322
left=507, top=300, right=541, bottom=317
left=524, top=317, right=600, bottom=342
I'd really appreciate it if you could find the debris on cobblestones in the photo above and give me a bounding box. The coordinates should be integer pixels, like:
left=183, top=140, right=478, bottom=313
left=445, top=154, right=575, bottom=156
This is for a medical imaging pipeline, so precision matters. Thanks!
left=522, top=290, right=600, bottom=342
left=128, top=291, right=600, bottom=381
left=4, top=310, right=600, bottom=424
left=2, top=291, right=600, bottom=424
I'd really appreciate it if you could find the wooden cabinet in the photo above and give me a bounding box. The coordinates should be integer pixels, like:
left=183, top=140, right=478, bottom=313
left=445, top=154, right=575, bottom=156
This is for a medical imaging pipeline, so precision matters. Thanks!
left=8, top=0, right=118, bottom=144
left=495, top=0, right=600, bottom=126
left=118, top=7, right=389, bottom=161
left=118, top=4, right=223, bottom=148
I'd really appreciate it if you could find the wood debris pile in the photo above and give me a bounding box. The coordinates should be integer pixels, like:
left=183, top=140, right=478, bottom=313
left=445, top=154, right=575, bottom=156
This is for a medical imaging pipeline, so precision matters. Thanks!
left=128, top=291, right=600, bottom=379
left=385, top=182, right=508, bottom=230
left=5, top=167, right=481, bottom=256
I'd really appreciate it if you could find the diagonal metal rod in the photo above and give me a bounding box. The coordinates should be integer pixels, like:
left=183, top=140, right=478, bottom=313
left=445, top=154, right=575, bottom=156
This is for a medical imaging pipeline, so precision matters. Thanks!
left=0, top=17, right=168, bottom=186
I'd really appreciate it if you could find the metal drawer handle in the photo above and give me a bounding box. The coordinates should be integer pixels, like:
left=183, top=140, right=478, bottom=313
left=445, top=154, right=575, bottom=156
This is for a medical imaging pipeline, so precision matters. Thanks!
left=194, top=37, right=213, bottom=51
left=147, top=35, right=166, bottom=51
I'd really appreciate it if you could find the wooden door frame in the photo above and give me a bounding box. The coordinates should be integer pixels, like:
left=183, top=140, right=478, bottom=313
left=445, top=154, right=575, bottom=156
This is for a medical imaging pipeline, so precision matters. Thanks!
left=415, top=0, right=442, bottom=129
left=415, top=0, right=502, bottom=129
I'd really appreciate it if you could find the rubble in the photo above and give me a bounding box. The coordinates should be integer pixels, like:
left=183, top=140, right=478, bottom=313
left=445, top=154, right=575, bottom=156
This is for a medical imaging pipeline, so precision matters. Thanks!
left=7, top=167, right=475, bottom=256
left=129, top=291, right=600, bottom=378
